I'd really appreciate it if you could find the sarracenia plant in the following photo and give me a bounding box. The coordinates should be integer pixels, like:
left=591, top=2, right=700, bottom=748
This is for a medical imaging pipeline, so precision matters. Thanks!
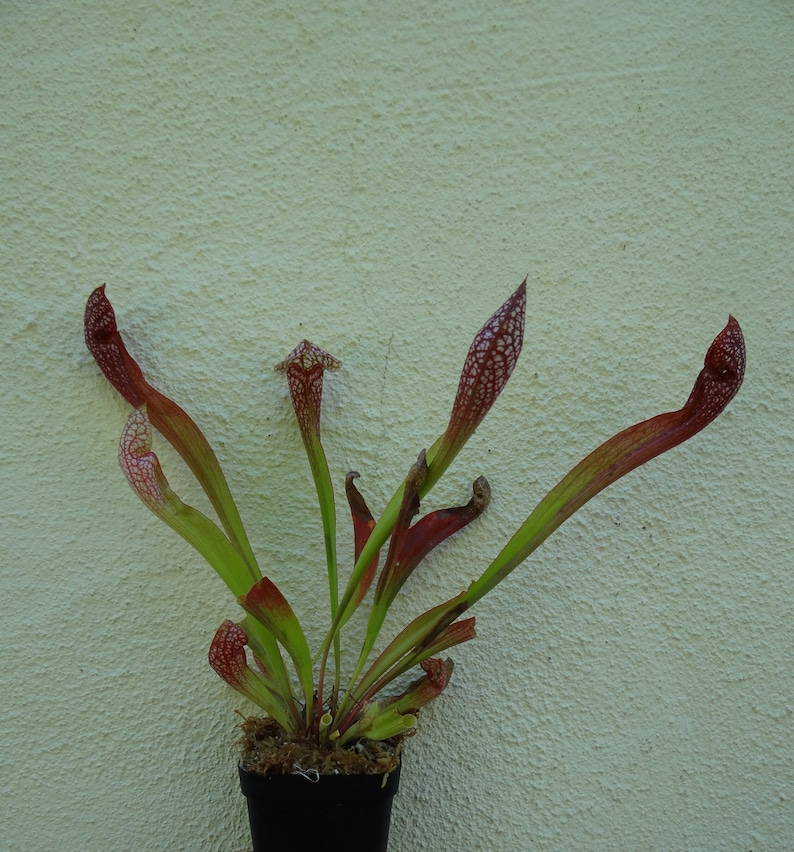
left=84, top=284, right=745, bottom=746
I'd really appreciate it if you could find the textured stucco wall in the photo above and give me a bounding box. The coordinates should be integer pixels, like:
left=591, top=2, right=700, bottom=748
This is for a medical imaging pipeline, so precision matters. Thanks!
left=2, top=2, right=792, bottom=850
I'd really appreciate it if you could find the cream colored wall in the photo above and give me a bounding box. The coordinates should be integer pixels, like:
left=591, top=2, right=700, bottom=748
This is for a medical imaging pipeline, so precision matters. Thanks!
left=2, top=2, right=791, bottom=849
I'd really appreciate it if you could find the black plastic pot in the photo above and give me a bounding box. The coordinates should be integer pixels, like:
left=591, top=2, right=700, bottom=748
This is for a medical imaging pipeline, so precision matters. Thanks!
left=239, top=762, right=401, bottom=851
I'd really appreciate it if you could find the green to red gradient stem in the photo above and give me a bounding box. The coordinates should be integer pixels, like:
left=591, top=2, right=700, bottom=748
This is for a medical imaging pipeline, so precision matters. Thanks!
left=85, top=285, right=260, bottom=583
left=466, top=316, right=745, bottom=605
left=275, top=340, right=342, bottom=703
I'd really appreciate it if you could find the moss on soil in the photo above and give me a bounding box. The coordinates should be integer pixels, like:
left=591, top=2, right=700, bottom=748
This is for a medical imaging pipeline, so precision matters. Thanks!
left=238, top=716, right=405, bottom=776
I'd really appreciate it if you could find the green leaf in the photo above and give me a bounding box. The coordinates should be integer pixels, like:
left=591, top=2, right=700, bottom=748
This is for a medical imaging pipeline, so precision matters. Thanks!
left=239, top=578, right=314, bottom=717
left=118, top=407, right=254, bottom=598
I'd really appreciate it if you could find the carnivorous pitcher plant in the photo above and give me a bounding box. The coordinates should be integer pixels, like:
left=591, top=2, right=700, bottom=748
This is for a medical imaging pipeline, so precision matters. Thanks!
left=84, top=283, right=745, bottom=752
